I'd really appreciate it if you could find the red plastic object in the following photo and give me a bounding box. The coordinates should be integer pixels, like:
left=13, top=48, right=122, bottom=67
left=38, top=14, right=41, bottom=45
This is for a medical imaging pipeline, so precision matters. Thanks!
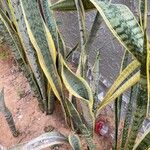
left=95, top=118, right=106, bottom=136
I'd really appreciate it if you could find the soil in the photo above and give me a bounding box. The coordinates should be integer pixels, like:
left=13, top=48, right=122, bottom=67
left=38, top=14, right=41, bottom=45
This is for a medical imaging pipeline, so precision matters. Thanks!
left=0, top=45, right=112, bottom=150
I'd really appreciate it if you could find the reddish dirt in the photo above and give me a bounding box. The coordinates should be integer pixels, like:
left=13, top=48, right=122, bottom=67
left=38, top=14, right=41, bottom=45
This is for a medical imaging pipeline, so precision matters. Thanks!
left=0, top=45, right=112, bottom=150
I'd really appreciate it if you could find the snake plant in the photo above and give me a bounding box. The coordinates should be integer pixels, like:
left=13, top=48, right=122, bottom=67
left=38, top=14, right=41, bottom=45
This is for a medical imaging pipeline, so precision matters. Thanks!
left=0, top=0, right=150, bottom=149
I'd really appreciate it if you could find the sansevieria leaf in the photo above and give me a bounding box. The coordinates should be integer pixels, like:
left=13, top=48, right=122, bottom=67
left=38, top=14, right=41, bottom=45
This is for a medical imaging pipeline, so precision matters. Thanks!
left=133, top=128, right=150, bottom=150
left=40, top=0, right=66, bottom=57
left=96, top=59, right=140, bottom=114
left=89, top=0, right=144, bottom=62
left=59, top=54, right=94, bottom=132
left=126, top=29, right=149, bottom=150
left=114, top=50, right=130, bottom=150
left=91, top=52, right=101, bottom=101
left=50, top=0, right=95, bottom=11
left=0, top=88, right=19, bottom=137
left=20, top=0, right=70, bottom=124
left=104, top=59, right=140, bottom=101
left=74, top=0, right=95, bottom=135
left=66, top=99, right=96, bottom=150
left=69, top=134, right=81, bottom=150
left=7, top=0, right=47, bottom=111
left=9, top=132, right=67, bottom=150
left=0, top=7, right=44, bottom=109
left=121, top=84, right=139, bottom=150
left=85, top=11, right=102, bottom=54
left=97, top=71, right=140, bottom=115
left=139, top=0, right=148, bottom=30
left=47, top=83, right=55, bottom=115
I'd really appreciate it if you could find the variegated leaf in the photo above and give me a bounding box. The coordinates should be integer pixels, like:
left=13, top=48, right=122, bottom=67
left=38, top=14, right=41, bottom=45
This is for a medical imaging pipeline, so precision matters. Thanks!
left=96, top=59, right=140, bottom=114
left=7, top=0, right=47, bottom=111
left=0, top=88, right=19, bottom=137
left=121, top=84, right=139, bottom=150
left=9, top=132, right=67, bottom=150
left=89, top=0, right=144, bottom=62
left=96, top=71, right=140, bottom=115
left=20, top=0, right=70, bottom=124
left=66, top=99, right=96, bottom=150
left=40, top=0, right=66, bottom=57
left=69, top=134, right=81, bottom=150
left=50, top=0, right=95, bottom=11
left=133, top=128, right=150, bottom=150
left=0, top=8, right=44, bottom=109
left=59, top=54, right=94, bottom=132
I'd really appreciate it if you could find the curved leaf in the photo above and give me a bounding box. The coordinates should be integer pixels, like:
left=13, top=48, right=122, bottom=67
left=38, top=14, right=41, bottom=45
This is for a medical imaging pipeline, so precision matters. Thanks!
left=60, top=55, right=93, bottom=105
left=60, top=54, right=94, bottom=132
left=96, top=71, right=140, bottom=115
left=69, top=134, right=81, bottom=150
left=9, top=132, right=67, bottom=150
left=89, top=0, right=144, bottom=62
left=96, top=59, right=140, bottom=113
left=50, top=0, right=95, bottom=11
left=126, top=1, right=149, bottom=145
left=126, top=33, right=149, bottom=150
left=66, top=100, right=96, bottom=150
left=104, top=59, right=139, bottom=100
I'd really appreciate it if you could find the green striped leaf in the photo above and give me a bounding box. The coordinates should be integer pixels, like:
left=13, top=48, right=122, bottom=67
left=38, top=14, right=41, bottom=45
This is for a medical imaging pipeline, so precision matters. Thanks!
left=133, top=128, right=150, bottom=150
left=89, top=0, right=144, bottom=62
left=0, top=87, right=5, bottom=113
left=20, top=0, right=70, bottom=124
left=0, top=88, right=19, bottom=137
left=96, top=71, right=140, bottom=115
left=59, top=54, right=94, bottom=132
left=113, top=50, right=129, bottom=150
left=96, top=59, right=140, bottom=114
left=40, top=0, right=66, bottom=57
left=66, top=100, right=96, bottom=150
left=47, top=83, right=55, bottom=115
left=75, top=0, right=87, bottom=76
left=74, top=0, right=95, bottom=135
left=7, top=0, right=47, bottom=111
left=126, top=81, right=148, bottom=149
left=126, top=1, right=149, bottom=145
left=121, top=84, right=139, bottom=150
left=85, top=11, right=102, bottom=54
left=139, top=0, right=148, bottom=30
left=69, top=134, right=81, bottom=150
left=91, top=51, right=101, bottom=94
left=50, top=0, right=95, bottom=11
left=0, top=7, right=44, bottom=109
